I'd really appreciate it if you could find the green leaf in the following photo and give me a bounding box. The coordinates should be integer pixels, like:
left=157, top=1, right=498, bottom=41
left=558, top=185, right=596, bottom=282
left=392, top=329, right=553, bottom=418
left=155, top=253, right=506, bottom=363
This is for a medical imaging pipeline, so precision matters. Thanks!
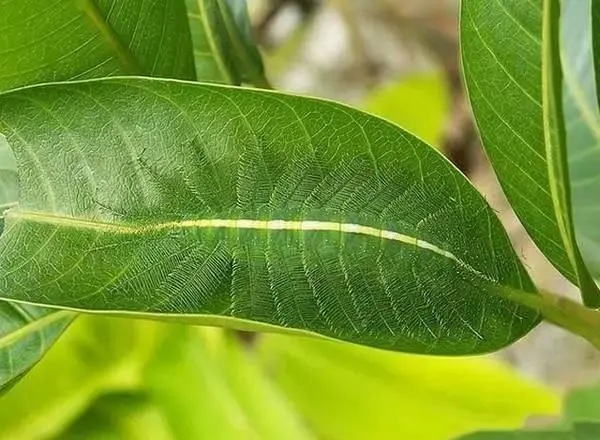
left=0, top=0, right=196, bottom=91
left=145, top=328, right=314, bottom=440
left=461, top=0, right=600, bottom=305
left=0, top=0, right=198, bottom=392
left=186, top=0, right=266, bottom=85
left=0, top=77, right=539, bottom=355
left=0, top=316, right=160, bottom=440
left=259, top=334, right=559, bottom=440
left=363, top=72, right=450, bottom=148
left=1, top=135, right=74, bottom=393
left=564, top=0, right=600, bottom=277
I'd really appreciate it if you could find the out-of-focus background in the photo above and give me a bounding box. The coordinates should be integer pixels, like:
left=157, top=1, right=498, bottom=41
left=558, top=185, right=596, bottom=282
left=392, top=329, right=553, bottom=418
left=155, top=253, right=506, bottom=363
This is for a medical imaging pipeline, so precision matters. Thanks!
left=2, top=1, right=600, bottom=439
left=249, top=0, right=600, bottom=388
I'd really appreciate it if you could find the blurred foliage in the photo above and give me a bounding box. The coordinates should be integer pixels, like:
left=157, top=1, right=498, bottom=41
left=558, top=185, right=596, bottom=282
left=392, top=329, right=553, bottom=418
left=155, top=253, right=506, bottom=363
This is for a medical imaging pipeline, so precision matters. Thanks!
left=0, top=316, right=559, bottom=440
left=363, top=72, right=450, bottom=148
left=459, top=380, right=600, bottom=439
left=0, top=317, right=161, bottom=440
left=258, top=335, right=559, bottom=440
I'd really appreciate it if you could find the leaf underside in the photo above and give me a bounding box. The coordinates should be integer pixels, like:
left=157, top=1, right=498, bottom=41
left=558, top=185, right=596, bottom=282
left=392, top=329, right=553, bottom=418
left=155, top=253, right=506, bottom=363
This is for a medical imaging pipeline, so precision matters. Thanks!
left=186, top=0, right=265, bottom=85
left=0, top=77, right=539, bottom=355
left=461, top=0, right=599, bottom=302
left=564, top=0, right=600, bottom=277
left=0, top=0, right=196, bottom=392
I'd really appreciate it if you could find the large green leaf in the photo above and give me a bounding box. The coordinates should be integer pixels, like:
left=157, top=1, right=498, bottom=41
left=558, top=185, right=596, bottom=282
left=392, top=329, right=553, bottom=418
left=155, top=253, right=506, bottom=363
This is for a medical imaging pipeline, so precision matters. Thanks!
left=0, top=77, right=539, bottom=355
left=259, top=334, right=559, bottom=440
left=0, top=316, right=160, bottom=440
left=563, top=0, right=600, bottom=277
left=461, top=0, right=600, bottom=305
left=186, top=0, right=266, bottom=85
left=0, top=135, right=74, bottom=393
left=0, top=0, right=197, bottom=393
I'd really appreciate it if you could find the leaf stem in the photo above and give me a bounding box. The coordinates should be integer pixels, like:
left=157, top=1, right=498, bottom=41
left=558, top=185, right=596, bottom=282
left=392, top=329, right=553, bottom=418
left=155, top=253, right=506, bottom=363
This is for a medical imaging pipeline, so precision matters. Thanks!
left=499, top=287, right=600, bottom=350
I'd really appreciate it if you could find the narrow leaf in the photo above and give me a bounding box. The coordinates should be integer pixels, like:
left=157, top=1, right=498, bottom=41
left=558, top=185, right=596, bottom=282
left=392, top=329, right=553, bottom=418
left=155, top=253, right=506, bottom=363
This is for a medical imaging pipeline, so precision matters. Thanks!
left=186, top=0, right=267, bottom=85
left=566, top=0, right=600, bottom=276
left=461, top=0, right=600, bottom=305
left=0, top=0, right=197, bottom=392
left=0, top=77, right=540, bottom=355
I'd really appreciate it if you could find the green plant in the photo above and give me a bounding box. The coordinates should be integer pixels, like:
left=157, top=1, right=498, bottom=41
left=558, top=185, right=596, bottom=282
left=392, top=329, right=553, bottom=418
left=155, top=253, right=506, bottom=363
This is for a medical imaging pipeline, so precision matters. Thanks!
left=0, top=0, right=599, bottom=438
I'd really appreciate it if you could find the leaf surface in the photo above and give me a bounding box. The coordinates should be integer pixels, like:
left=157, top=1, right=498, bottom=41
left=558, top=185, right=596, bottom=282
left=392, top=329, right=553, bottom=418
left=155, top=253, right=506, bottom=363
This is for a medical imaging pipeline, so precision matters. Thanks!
left=0, top=0, right=196, bottom=392
left=0, top=77, right=540, bottom=355
left=0, top=135, right=75, bottom=392
left=461, top=0, right=599, bottom=304
left=186, top=0, right=266, bottom=85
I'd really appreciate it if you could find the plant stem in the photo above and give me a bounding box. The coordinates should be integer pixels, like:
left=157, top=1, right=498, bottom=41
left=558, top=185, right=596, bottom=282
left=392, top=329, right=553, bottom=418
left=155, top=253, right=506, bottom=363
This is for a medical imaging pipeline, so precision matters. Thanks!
left=499, top=287, right=600, bottom=350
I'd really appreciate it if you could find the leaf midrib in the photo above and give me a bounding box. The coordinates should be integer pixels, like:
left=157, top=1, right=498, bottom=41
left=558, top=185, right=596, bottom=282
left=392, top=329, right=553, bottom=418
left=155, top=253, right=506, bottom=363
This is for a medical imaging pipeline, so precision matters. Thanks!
left=5, top=209, right=493, bottom=281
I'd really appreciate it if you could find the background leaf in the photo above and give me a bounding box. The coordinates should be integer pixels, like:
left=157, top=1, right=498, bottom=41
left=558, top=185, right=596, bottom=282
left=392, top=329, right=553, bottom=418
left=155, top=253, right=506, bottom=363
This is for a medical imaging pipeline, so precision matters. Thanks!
left=363, top=72, right=450, bottom=148
left=0, top=0, right=196, bottom=90
left=592, top=0, right=600, bottom=108
left=562, top=0, right=600, bottom=278
left=0, top=316, right=160, bottom=440
left=61, top=394, right=174, bottom=440
left=460, top=0, right=599, bottom=304
left=186, top=0, right=266, bottom=85
left=0, top=0, right=197, bottom=393
left=143, top=328, right=314, bottom=440
left=258, top=334, right=559, bottom=440
left=458, top=378, right=600, bottom=440
left=0, top=77, right=539, bottom=355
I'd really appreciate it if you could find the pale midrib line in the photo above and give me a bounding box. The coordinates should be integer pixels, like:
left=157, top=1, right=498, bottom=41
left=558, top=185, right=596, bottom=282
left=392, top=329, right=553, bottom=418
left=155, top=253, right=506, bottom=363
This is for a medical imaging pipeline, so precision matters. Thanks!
left=7, top=210, right=492, bottom=281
